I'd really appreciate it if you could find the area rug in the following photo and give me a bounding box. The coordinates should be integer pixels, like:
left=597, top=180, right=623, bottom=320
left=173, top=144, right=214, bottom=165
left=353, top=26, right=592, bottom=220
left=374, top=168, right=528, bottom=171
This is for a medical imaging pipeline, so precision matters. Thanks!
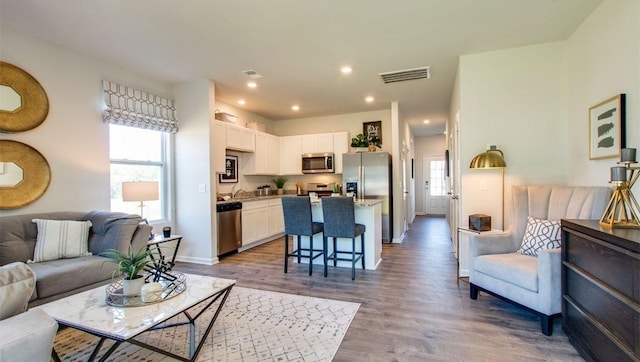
left=53, top=286, right=360, bottom=361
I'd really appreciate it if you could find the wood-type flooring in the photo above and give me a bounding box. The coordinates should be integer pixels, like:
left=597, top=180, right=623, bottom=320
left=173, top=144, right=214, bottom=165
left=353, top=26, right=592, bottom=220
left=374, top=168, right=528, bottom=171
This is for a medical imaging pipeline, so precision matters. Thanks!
left=175, top=216, right=583, bottom=361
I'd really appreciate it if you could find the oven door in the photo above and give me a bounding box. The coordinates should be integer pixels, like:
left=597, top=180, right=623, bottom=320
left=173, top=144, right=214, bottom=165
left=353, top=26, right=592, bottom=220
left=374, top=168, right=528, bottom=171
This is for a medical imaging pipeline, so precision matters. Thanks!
left=301, top=153, right=334, bottom=174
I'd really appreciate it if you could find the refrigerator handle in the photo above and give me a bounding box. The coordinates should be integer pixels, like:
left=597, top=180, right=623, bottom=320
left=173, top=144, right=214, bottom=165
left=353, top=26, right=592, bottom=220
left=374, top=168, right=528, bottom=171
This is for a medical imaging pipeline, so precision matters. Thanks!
left=360, top=165, right=365, bottom=200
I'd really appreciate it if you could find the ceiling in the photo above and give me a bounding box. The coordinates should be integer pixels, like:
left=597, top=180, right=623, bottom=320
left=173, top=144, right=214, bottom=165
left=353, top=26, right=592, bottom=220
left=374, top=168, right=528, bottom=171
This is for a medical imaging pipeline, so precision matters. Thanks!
left=1, top=0, right=602, bottom=136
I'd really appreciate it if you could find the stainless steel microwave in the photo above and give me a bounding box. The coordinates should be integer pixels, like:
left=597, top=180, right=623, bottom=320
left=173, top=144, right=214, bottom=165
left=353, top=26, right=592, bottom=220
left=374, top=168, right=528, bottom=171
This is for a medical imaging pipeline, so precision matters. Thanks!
left=301, top=153, right=334, bottom=174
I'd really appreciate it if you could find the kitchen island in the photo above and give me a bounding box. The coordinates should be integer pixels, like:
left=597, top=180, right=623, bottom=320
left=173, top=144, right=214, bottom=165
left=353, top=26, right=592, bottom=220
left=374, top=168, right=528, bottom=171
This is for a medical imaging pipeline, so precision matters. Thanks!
left=306, top=198, right=383, bottom=270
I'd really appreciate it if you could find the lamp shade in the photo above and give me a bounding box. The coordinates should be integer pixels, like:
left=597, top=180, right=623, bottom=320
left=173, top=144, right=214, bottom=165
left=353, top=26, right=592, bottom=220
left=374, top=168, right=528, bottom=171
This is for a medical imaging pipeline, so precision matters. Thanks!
left=122, top=181, right=159, bottom=202
left=469, top=149, right=506, bottom=169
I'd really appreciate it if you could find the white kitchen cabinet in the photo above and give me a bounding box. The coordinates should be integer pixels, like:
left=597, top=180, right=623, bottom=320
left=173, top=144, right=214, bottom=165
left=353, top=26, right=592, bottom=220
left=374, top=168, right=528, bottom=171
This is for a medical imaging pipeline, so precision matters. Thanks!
left=301, top=133, right=334, bottom=154
left=245, top=131, right=280, bottom=175
left=268, top=199, right=284, bottom=235
left=225, top=123, right=255, bottom=152
left=279, top=136, right=303, bottom=175
left=333, top=131, right=348, bottom=174
left=213, top=121, right=226, bottom=173
left=241, top=200, right=270, bottom=246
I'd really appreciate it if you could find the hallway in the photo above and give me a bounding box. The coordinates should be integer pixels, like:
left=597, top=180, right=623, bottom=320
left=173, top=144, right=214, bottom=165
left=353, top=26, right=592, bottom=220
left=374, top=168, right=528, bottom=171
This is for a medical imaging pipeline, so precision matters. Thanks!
left=176, top=216, right=582, bottom=361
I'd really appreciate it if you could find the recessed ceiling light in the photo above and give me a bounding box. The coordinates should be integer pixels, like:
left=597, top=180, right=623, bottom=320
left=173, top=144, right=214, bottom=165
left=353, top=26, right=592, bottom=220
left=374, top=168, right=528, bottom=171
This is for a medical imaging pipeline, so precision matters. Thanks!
left=341, top=66, right=352, bottom=74
left=247, top=82, right=257, bottom=88
left=237, top=99, right=246, bottom=105
left=365, top=96, right=374, bottom=103
left=423, top=119, right=430, bottom=124
left=291, top=105, right=300, bottom=111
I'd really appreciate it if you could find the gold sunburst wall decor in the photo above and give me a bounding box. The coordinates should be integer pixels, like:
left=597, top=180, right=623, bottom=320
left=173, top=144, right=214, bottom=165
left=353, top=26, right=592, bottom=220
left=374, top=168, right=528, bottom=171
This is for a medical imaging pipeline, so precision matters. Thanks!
left=0, top=61, right=49, bottom=133
left=0, top=140, right=51, bottom=209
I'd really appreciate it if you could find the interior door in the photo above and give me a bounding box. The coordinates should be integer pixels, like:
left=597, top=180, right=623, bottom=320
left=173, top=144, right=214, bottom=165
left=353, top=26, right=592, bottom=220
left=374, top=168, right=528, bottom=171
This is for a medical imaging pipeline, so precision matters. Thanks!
left=423, top=155, right=447, bottom=215
left=449, top=113, right=461, bottom=255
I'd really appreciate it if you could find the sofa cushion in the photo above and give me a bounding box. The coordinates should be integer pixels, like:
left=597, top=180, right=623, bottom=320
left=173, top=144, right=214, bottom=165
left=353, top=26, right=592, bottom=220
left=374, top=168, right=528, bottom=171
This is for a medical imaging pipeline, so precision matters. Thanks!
left=29, top=219, right=93, bottom=263
left=474, top=253, right=538, bottom=292
left=0, top=262, right=36, bottom=320
left=27, top=256, right=116, bottom=299
left=517, top=217, right=562, bottom=256
left=85, top=211, right=143, bottom=254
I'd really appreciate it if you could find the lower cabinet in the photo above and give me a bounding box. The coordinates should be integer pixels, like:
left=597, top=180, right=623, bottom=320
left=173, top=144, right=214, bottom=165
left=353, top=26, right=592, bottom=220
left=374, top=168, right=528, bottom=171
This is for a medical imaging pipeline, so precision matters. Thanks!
left=241, top=199, right=284, bottom=248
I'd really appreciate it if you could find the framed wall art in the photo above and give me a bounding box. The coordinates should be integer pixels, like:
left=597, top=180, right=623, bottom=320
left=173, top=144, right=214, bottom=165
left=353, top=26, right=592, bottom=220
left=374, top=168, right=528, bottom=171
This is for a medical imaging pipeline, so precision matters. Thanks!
left=589, top=94, right=626, bottom=160
left=219, top=155, right=238, bottom=183
left=363, top=120, right=382, bottom=145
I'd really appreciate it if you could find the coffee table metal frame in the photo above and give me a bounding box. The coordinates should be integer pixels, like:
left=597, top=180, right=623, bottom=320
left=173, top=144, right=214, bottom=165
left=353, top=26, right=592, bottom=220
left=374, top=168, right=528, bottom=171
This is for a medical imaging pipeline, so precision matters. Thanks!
left=44, top=275, right=234, bottom=362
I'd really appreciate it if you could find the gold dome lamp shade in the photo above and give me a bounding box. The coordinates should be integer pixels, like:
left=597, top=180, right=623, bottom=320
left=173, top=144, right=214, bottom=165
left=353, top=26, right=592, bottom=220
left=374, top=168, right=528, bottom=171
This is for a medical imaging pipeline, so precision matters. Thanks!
left=469, top=146, right=507, bottom=229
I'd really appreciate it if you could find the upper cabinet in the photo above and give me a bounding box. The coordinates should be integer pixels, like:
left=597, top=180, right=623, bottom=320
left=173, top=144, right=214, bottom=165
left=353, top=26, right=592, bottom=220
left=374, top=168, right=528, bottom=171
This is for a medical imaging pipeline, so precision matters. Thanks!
left=301, top=133, right=334, bottom=154
left=279, top=136, right=303, bottom=175
left=213, top=122, right=227, bottom=174
left=225, top=122, right=255, bottom=152
left=244, top=131, right=280, bottom=175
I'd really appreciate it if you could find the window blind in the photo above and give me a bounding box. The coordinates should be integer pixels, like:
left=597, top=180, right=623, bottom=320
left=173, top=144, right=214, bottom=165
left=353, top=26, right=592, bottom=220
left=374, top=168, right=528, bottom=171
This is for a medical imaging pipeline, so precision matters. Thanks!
left=102, top=80, right=179, bottom=133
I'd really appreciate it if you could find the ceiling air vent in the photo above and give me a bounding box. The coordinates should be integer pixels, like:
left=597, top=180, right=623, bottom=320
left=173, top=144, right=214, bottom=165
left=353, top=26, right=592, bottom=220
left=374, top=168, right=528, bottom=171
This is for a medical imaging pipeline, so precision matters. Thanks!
left=242, top=69, right=264, bottom=79
left=378, top=66, right=430, bottom=84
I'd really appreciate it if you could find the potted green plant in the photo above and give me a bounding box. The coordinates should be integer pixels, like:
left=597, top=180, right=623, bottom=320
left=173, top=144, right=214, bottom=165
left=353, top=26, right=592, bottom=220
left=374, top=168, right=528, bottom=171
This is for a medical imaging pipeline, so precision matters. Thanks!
left=272, top=176, right=288, bottom=195
left=351, top=134, right=369, bottom=149
left=101, top=245, right=152, bottom=295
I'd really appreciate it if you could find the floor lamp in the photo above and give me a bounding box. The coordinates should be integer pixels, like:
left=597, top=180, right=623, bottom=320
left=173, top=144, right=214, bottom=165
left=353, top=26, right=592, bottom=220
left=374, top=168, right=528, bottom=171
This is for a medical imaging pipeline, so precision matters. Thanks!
left=122, top=181, right=159, bottom=219
left=470, top=146, right=507, bottom=230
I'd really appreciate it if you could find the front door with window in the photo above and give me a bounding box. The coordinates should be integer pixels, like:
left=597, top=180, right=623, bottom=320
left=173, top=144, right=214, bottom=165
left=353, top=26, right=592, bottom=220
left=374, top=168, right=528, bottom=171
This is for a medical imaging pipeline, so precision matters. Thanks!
left=423, top=155, right=448, bottom=215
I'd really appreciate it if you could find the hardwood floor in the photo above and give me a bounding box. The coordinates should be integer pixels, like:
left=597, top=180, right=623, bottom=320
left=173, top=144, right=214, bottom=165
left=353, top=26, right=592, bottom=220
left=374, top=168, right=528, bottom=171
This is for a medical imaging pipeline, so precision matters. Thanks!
left=175, top=216, right=582, bottom=361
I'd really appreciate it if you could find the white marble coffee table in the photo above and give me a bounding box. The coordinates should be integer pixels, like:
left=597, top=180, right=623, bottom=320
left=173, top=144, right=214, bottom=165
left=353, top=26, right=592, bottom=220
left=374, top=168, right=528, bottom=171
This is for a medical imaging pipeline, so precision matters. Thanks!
left=36, top=273, right=235, bottom=362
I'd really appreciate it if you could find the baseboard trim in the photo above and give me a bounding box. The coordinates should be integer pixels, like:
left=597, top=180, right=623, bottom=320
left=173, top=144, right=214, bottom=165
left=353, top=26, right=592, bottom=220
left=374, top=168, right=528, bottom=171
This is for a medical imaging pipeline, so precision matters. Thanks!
left=175, top=255, right=218, bottom=265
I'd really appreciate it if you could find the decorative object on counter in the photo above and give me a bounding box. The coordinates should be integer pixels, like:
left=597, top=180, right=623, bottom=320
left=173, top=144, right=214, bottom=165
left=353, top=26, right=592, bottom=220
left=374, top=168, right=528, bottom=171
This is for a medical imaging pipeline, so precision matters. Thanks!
left=332, top=183, right=342, bottom=196
left=0, top=140, right=51, bottom=209
left=214, top=109, right=238, bottom=124
left=122, top=181, right=158, bottom=219
left=295, top=181, right=304, bottom=195
left=219, top=155, right=238, bottom=183
left=589, top=94, right=626, bottom=160
left=600, top=147, right=639, bottom=229
left=469, top=214, right=491, bottom=231
left=258, top=184, right=272, bottom=196
left=273, top=176, right=288, bottom=195
left=162, top=226, right=171, bottom=238
left=100, top=245, right=153, bottom=296
left=469, top=145, right=507, bottom=229
left=105, top=272, right=187, bottom=307
left=0, top=61, right=49, bottom=133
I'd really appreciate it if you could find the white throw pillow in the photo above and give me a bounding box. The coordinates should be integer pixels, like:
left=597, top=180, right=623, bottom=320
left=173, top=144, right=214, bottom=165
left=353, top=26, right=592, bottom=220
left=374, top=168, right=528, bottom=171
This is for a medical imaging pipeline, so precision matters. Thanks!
left=29, top=219, right=93, bottom=263
left=517, top=217, right=562, bottom=256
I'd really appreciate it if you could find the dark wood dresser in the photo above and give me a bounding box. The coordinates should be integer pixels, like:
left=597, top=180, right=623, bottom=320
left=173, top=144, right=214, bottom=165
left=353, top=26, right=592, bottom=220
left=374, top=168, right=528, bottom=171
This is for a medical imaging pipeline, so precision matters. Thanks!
left=561, top=219, right=639, bottom=362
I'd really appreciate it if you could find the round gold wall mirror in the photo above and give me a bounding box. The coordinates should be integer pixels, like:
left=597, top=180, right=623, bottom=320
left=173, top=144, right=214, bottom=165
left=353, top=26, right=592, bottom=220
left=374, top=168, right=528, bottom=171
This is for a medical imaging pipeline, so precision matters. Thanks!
left=0, top=61, right=49, bottom=133
left=0, top=140, right=51, bottom=209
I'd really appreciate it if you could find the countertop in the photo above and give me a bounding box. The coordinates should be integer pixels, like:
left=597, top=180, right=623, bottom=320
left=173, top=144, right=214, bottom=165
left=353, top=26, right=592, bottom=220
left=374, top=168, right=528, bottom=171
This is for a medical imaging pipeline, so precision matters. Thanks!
left=217, top=195, right=383, bottom=207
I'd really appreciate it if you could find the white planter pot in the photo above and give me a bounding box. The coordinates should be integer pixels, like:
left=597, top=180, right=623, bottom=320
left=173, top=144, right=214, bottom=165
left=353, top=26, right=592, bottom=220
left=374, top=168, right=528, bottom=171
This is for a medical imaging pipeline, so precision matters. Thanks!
left=122, top=276, right=145, bottom=296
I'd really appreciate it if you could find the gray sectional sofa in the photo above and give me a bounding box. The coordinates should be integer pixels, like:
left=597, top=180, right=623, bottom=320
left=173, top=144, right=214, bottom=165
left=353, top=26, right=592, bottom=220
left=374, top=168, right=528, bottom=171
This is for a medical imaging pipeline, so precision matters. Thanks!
left=0, top=211, right=152, bottom=306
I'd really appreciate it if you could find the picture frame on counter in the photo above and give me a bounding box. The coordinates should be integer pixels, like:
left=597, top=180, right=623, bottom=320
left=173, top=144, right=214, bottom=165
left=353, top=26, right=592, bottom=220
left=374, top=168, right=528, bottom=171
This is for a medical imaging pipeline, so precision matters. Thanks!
left=219, top=155, right=238, bottom=183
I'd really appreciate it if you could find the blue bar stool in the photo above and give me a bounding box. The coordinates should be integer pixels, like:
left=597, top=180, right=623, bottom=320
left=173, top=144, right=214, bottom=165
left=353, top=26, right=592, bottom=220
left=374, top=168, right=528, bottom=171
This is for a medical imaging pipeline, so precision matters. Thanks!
left=281, top=197, right=325, bottom=276
left=321, top=196, right=365, bottom=280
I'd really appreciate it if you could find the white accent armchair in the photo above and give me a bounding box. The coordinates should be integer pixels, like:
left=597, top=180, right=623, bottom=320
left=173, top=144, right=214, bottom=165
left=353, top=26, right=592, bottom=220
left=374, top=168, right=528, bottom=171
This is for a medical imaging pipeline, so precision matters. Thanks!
left=468, top=185, right=611, bottom=335
left=0, top=262, right=58, bottom=361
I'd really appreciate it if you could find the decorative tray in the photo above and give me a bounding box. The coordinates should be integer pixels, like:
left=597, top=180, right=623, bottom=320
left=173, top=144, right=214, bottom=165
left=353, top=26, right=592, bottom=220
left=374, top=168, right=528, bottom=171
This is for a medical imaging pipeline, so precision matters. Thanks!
left=106, top=272, right=187, bottom=307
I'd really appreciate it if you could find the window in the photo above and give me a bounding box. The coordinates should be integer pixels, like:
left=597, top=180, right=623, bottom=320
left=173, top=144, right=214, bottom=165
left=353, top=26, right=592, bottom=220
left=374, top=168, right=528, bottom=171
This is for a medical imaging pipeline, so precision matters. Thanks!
left=109, top=124, right=167, bottom=221
left=430, top=160, right=446, bottom=196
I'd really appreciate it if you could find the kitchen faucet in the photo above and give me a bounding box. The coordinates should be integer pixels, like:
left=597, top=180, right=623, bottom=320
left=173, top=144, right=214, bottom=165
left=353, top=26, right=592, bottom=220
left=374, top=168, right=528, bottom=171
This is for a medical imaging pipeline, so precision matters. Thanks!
left=231, top=184, right=244, bottom=198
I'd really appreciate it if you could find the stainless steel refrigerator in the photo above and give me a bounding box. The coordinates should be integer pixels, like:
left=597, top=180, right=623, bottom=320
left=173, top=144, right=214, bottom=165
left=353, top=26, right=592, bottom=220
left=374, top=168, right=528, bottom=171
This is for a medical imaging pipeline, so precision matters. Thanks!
left=342, top=152, right=393, bottom=243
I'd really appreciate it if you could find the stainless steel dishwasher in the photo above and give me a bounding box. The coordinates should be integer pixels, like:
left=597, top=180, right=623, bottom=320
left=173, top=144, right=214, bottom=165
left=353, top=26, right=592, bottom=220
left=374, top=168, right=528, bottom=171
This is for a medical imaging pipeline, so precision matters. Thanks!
left=216, top=202, right=242, bottom=256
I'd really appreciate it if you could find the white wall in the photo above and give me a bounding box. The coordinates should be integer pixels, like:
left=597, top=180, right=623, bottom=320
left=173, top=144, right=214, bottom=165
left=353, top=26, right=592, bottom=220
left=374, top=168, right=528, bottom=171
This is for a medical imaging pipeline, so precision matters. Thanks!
left=0, top=27, right=173, bottom=217
left=458, top=42, right=569, bottom=230
left=414, top=135, right=447, bottom=215
left=566, top=0, right=639, bottom=197
left=174, top=80, right=217, bottom=264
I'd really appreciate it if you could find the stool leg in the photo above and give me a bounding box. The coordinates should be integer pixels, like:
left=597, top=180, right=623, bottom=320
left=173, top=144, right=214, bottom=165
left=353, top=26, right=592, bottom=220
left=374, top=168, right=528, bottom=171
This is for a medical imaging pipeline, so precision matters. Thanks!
left=297, top=235, right=301, bottom=264
left=351, top=237, right=356, bottom=280
left=361, top=233, right=365, bottom=270
left=332, top=237, right=337, bottom=267
left=323, top=236, right=328, bottom=277
left=284, top=234, right=289, bottom=273
left=309, top=236, right=314, bottom=276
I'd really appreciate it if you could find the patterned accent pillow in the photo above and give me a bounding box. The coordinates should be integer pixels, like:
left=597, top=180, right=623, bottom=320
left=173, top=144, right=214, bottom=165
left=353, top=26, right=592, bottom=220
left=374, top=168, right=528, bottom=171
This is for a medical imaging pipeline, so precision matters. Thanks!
left=517, top=217, right=562, bottom=256
left=28, top=219, right=93, bottom=263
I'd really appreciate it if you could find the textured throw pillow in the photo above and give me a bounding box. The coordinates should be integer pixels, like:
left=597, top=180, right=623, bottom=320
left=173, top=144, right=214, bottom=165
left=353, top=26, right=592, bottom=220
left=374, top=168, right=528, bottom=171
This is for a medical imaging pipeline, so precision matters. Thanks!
left=29, top=219, right=93, bottom=263
left=517, top=217, right=562, bottom=256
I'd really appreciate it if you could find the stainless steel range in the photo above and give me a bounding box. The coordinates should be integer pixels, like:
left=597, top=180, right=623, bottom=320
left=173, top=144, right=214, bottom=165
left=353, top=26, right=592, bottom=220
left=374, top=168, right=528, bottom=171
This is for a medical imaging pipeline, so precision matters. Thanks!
left=305, top=182, right=335, bottom=197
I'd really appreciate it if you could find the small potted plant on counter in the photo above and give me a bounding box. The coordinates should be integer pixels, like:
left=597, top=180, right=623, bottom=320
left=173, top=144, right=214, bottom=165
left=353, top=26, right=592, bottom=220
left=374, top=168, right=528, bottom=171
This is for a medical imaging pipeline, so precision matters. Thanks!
left=101, top=245, right=152, bottom=295
left=273, top=176, right=288, bottom=195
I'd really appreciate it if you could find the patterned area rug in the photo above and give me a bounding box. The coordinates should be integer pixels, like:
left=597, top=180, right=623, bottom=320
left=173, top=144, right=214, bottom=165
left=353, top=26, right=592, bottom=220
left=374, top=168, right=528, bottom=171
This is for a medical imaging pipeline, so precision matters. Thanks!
left=53, top=286, right=359, bottom=361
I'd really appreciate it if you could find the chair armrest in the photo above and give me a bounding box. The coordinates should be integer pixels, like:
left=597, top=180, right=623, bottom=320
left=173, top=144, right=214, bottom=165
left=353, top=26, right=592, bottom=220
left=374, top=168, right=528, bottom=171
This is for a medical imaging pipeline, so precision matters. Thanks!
left=537, top=248, right=562, bottom=314
left=0, top=308, right=58, bottom=362
left=468, top=231, right=518, bottom=258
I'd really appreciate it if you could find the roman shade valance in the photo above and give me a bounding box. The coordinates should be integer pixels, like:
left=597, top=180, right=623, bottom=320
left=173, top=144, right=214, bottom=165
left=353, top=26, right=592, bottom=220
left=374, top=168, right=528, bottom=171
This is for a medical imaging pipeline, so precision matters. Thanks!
left=102, top=80, right=179, bottom=133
